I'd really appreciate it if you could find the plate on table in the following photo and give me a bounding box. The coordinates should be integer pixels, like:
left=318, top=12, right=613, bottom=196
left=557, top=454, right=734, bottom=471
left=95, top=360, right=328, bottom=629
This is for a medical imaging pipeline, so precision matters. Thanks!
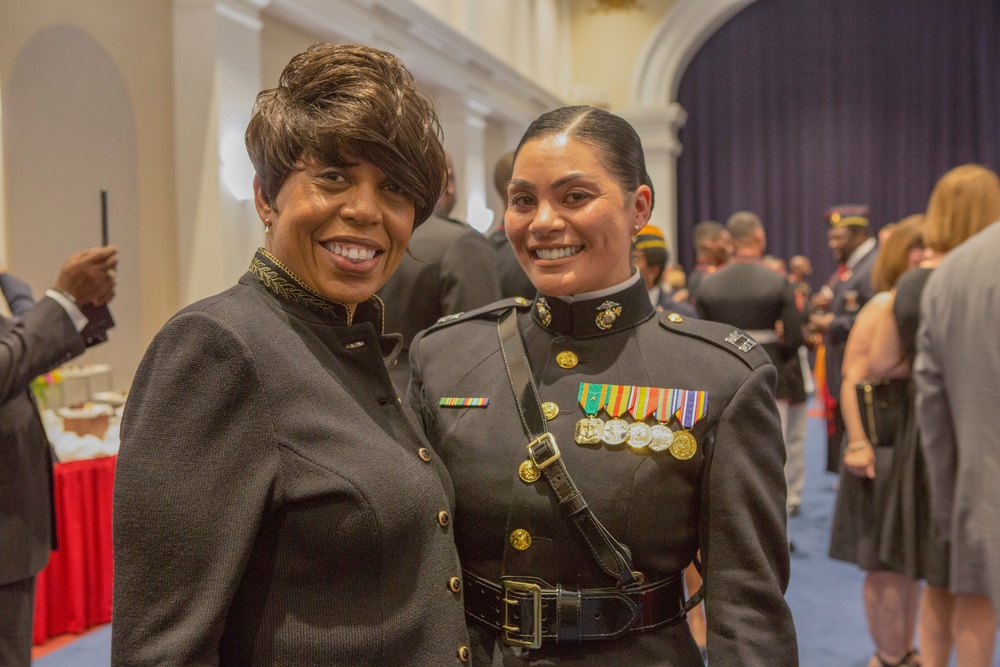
left=92, top=390, right=128, bottom=407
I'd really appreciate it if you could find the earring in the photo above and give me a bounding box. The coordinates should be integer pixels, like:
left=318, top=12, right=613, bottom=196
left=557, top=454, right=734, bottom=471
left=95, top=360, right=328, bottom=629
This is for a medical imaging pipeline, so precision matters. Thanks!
left=264, top=218, right=271, bottom=235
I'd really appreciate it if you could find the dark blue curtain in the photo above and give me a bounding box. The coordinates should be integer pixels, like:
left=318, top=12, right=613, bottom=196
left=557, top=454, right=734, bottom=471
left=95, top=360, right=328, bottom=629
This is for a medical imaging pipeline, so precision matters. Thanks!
left=675, top=0, right=1000, bottom=285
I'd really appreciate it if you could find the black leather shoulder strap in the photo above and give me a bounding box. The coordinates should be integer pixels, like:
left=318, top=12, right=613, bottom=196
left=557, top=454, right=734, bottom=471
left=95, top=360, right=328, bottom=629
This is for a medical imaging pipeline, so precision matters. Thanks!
left=497, top=308, right=640, bottom=589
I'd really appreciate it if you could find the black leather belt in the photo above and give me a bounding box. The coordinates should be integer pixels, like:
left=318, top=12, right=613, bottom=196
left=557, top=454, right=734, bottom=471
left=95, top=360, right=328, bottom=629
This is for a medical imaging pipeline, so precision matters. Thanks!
left=463, top=569, right=687, bottom=648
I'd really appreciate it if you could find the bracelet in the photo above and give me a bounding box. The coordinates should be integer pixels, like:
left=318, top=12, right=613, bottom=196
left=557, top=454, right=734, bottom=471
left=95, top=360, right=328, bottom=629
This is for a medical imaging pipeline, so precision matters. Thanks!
left=846, top=441, right=868, bottom=452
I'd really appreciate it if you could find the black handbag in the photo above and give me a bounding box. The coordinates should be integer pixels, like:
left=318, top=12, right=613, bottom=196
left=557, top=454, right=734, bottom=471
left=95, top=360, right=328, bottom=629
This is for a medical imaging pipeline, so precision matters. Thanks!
left=855, top=378, right=912, bottom=447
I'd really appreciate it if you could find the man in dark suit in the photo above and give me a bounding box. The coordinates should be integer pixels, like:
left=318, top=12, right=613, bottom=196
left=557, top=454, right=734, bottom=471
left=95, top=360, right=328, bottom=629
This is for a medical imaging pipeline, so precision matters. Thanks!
left=696, top=211, right=804, bottom=512
left=0, top=269, right=36, bottom=318
left=488, top=151, right=535, bottom=300
left=810, top=205, right=878, bottom=471
left=378, top=152, right=502, bottom=390
left=685, top=220, right=731, bottom=304
left=0, top=246, right=117, bottom=666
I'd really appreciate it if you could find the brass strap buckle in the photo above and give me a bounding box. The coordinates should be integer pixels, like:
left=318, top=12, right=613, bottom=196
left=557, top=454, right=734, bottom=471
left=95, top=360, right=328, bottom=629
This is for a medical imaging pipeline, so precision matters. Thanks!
left=502, top=580, right=543, bottom=649
left=527, top=432, right=560, bottom=470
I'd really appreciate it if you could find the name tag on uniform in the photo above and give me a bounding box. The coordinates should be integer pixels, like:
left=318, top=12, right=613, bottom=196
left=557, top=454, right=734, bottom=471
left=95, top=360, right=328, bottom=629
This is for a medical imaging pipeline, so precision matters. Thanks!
left=439, top=397, right=490, bottom=408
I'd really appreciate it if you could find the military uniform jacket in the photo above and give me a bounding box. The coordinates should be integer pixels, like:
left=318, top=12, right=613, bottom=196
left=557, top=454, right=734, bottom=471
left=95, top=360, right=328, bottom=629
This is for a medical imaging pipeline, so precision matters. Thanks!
left=378, top=213, right=502, bottom=390
left=113, top=249, right=469, bottom=666
left=409, top=277, right=797, bottom=666
left=825, top=244, right=878, bottom=397
left=1, top=298, right=85, bottom=586
left=696, top=258, right=805, bottom=402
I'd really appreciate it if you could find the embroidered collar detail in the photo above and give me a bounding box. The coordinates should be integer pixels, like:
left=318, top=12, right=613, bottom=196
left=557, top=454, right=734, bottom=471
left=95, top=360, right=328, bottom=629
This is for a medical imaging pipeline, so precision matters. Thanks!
left=248, top=248, right=382, bottom=328
left=531, top=277, right=655, bottom=338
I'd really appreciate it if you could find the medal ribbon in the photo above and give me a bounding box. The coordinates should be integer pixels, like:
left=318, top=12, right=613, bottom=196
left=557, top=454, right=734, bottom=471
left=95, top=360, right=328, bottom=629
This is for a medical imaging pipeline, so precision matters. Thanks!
left=605, top=384, right=630, bottom=418
left=628, top=385, right=657, bottom=421
left=675, top=390, right=709, bottom=428
left=654, top=388, right=684, bottom=423
left=578, top=382, right=609, bottom=417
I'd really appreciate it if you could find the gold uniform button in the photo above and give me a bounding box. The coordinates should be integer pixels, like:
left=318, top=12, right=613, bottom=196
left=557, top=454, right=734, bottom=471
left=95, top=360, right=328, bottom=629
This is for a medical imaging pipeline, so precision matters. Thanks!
left=667, top=312, right=684, bottom=323
left=448, top=576, right=462, bottom=593
left=458, top=645, right=470, bottom=663
left=541, top=401, right=559, bottom=420
left=417, top=448, right=432, bottom=462
left=556, top=351, right=578, bottom=369
left=437, top=510, right=451, bottom=527
left=509, top=528, right=532, bottom=551
left=518, top=460, right=541, bottom=483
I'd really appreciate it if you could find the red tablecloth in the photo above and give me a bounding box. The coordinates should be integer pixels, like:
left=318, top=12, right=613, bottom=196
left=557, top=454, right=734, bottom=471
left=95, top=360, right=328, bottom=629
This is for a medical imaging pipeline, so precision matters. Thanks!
left=33, top=455, right=116, bottom=644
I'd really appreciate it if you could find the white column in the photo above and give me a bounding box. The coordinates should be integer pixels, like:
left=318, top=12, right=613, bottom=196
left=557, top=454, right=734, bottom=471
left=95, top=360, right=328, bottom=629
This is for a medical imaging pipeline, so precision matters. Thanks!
left=436, top=92, right=493, bottom=233
left=172, top=0, right=266, bottom=306
left=617, top=104, right=688, bottom=259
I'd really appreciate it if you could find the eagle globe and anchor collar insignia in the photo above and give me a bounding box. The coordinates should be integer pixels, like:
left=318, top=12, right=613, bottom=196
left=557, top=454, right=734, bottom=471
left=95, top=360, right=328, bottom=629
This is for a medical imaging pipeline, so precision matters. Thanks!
left=595, top=301, right=622, bottom=330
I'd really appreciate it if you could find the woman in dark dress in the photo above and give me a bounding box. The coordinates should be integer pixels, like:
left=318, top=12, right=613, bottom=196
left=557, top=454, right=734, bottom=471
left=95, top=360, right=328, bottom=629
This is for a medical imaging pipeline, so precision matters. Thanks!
left=829, top=215, right=926, bottom=667
left=408, top=106, right=797, bottom=666
left=113, top=44, right=471, bottom=665
left=869, top=164, right=1000, bottom=667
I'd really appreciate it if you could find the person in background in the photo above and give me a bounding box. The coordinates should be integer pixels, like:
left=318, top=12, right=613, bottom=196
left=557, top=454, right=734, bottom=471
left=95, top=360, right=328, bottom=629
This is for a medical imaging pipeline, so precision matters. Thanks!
left=631, top=225, right=697, bottom=319
left=113, top=44, right=470, bottom=665
left=409, top=106, right=797, bottom=665
left=810, top=205, right=879, bottom=473
left=0, top=266, right=36, bottom=318
left=377, top=150, right=502, bottom=390
left=1, top=246, right=117, bottom=667
left=697, top=211, right=805, bottom=516
left=489, top=151, right=536, bottom=300
left=915, top=165, right=1000, bottom=667
left=828, top=215, right=926, bottom=667
left=684, top=220, right=731, bottom=303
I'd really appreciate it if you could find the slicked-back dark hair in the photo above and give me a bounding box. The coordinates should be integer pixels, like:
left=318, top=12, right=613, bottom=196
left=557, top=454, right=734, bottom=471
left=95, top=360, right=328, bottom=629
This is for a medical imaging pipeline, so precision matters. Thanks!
left=246, top=43, right=446, bottom=226
left=513, top=106, right=655, bottom=211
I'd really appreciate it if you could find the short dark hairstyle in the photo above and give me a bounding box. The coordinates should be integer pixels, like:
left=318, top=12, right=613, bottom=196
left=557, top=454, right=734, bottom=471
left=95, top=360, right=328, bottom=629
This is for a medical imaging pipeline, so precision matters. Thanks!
left=726, top=211, right=762, bottom=245
left=693, top=220, right=725, bottom=250
left=513, top=106, right=654, bottom=211
left=245, top=43, right=446, bottom=226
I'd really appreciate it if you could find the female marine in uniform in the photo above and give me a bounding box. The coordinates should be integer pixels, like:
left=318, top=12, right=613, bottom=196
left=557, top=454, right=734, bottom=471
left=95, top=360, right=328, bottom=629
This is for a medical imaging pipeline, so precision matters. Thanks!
left=408, top=106, right=797, bottom=665
left=113, top=44, right=470, bottom=665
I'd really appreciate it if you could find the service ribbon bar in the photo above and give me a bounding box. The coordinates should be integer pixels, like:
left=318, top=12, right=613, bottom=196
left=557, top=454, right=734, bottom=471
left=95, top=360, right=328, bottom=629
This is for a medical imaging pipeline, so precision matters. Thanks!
left=439, top=397, right=490, bottom=408
left=605, top=384, right=631, bottom=418
left=628, top=385, right=656, bottom=421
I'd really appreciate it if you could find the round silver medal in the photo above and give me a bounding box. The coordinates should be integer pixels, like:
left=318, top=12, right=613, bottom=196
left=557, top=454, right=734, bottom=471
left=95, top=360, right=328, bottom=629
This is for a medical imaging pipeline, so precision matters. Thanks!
left=627, top=421, right=653, bottom=449
left=602, top=418, right=630, bottom=445
left=648, top=424, right=675, bottom=452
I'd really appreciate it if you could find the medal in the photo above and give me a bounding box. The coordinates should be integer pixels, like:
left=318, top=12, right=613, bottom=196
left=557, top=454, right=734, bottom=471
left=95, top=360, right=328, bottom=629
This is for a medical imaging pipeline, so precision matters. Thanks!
left=626, top=386, right=656, bottom=450
left=628, top=422, right=653, bottom=448
left=648, top=424, right=675, bottom=452
left=668, top=389, right=709, bottom=460
left=602, top=384, right=631, bottom=445
left=595, top=300, right=622, bottom=330
left=518, top=459, right=541, bottom=483
left=649, top=387, right=680, bottom=453
left=575, top=382, right=607, bottom=445
left=669, top=429, right=697, bottom=460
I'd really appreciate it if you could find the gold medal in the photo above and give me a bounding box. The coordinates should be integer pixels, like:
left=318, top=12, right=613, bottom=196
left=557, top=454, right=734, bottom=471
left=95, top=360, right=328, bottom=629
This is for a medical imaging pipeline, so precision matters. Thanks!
left=669, top=429, right=697, bottom=460
left=627, top=421, right=653, bottom=449
left=518, top=459, right=541, bottom=483
left=575, top=416, right=605, bottom=444
left=541, top=401, right=559, bottom=421
left=576, top=382, right=609, bottom=445
left=648, top=423, right=674, bottom=452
